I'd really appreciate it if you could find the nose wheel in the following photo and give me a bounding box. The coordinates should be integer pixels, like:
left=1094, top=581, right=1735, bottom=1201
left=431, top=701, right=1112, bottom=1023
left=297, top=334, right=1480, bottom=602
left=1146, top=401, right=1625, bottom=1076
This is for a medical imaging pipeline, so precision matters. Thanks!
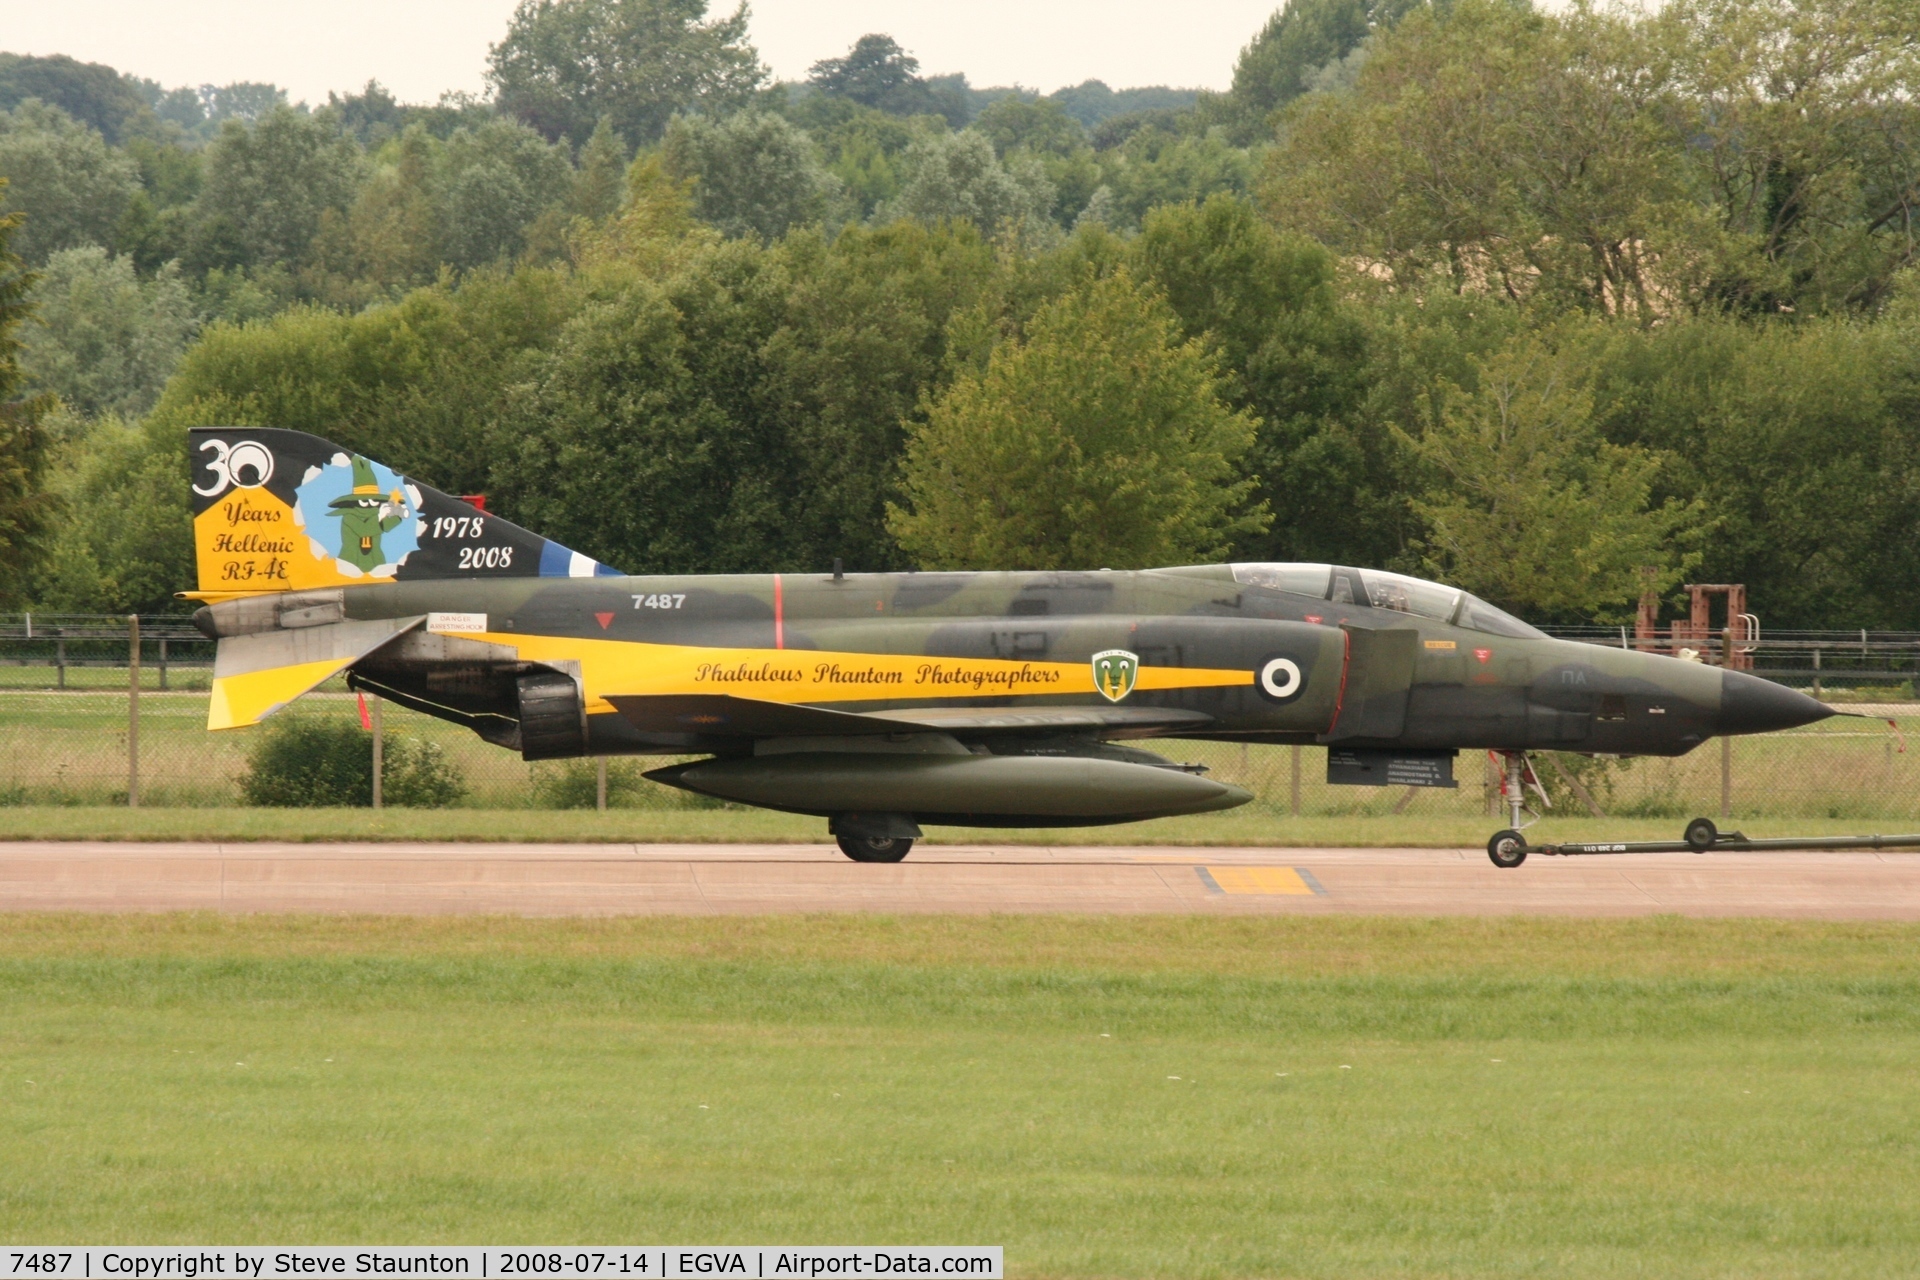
left=1485, top=750, right=1551, bottom=866
left=1487, top=829, right=1529, bottom=868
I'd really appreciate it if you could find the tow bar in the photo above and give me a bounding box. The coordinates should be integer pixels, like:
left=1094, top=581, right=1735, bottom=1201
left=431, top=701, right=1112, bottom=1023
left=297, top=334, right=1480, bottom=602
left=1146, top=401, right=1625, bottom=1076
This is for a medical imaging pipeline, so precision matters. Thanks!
left=1486, top=818, right=1920, bottom=868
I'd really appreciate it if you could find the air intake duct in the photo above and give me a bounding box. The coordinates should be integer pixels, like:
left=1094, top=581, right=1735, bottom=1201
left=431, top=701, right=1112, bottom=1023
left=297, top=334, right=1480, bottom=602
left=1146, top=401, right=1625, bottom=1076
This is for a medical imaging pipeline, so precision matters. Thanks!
left=517, top=669, right=587, bottom=760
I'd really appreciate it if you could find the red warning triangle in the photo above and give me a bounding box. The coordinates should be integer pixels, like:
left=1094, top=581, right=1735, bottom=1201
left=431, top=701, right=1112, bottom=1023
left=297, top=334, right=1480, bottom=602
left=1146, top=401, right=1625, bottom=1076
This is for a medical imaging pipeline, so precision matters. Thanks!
left=595, top=612, right=615, bottom=630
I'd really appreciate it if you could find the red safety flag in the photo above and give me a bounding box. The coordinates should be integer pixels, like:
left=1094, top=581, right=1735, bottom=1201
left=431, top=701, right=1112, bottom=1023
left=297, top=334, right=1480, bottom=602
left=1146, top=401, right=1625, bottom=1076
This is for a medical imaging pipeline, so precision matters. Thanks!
left=357, top=691, right=373, bottom=731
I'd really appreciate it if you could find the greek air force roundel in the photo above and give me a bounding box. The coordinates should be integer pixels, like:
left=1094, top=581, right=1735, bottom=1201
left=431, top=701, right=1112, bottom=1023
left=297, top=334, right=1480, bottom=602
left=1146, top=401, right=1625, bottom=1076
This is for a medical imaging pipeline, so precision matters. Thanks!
left=1255, top=653, right=1307, bottom=703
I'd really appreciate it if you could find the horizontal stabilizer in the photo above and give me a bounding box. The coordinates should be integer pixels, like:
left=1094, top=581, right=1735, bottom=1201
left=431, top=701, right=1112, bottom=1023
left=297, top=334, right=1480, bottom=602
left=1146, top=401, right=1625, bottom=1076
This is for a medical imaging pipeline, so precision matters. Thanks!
left=607, top=694, right=1214, bottom=740
left=209, top=616, right=423, bottom=730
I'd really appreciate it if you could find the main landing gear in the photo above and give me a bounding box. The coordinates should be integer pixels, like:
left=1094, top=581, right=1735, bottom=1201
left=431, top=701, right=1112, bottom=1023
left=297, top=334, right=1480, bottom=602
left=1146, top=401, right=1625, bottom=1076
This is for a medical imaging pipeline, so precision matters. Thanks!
left=836, top=834, right=914, bottom=863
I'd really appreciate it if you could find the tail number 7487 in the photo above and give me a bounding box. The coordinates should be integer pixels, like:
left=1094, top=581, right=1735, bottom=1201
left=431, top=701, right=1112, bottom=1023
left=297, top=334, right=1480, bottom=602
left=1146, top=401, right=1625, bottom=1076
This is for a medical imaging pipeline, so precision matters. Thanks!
left=633, top=594, right=686, bottom=609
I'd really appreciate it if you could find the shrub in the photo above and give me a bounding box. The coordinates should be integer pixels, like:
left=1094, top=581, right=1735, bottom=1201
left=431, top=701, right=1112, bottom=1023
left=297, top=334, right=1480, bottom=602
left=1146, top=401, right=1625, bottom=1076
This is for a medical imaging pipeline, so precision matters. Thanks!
left=240, top=717, right=466, bottom=807
left=530, top=757, right=646, bottom=809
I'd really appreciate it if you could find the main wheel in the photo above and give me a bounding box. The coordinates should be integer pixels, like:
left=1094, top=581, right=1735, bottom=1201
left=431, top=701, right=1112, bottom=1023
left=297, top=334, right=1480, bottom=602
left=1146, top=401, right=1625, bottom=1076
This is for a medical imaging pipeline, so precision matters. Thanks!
left=1487, top=829, right=1529, bottom=868
left=837, top=834, right=914, bottom=863
left=1684, top=817, right=1718, bottom=851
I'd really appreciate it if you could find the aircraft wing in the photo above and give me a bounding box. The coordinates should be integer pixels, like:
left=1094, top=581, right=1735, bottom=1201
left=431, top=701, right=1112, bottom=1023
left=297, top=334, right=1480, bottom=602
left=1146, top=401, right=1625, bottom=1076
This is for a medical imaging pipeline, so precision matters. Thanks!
left=604, top=694, right=1214, bottom=740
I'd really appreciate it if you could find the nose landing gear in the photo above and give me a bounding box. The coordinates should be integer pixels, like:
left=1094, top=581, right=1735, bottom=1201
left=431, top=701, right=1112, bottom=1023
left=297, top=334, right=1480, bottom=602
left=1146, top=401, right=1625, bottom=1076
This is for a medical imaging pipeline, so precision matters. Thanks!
left=1484, top=751, right=1551, bottom=866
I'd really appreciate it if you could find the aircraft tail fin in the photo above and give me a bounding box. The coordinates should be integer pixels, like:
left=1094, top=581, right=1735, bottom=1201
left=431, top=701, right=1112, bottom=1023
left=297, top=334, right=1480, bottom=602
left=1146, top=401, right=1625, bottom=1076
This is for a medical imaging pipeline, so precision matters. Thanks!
left=188, top=427, right=618, bottom=599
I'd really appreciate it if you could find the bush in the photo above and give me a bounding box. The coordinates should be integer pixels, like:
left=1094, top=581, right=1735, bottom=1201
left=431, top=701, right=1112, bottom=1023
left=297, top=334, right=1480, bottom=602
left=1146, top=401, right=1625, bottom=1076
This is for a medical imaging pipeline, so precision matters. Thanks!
left=530, top=757, right=645, bottom=809
left=240, top=717, right=466, bottom=808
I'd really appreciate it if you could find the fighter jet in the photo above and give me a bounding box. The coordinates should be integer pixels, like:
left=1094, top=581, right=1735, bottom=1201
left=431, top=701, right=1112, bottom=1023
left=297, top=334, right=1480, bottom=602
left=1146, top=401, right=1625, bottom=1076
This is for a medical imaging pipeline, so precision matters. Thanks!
left=188, top=428, right=1832, bottom=863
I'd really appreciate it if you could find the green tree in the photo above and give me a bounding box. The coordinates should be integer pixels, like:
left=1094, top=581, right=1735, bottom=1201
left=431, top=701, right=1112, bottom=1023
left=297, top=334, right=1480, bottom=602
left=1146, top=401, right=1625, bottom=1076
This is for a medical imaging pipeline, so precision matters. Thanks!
left=662, top=111, right=838, bottom=240
left=804, top=34, right=967, bottom=126
left=154, top=265, right=584, bottom=496
left=0, top=180, right=51, bottom=607
left=1216, top=0, right=1423, bottom=138
left=1657, top=0, right=1920, bottom=311
left=492, top=221, right=996, bottom=573
left=489, top=0, right=766, bottom=147
left=1408, top=333, right=1703, bottom=620
left=891, top=131, right=1054, bottom=238
left=1131, top=196, right=1382, bottom=565
left=1097, top=124, right=1251, bottom=230
left=18, top=247, right=196, bottom=418
left=571, top=116, right=629, bottom=221
left=0, top=53, right=154, bottom=144
left=29, top=414, right=191, bottom=614
left=0, top=101, right=141, bottom=264
left=436, top=119, right=573, bottom=269
left=890, top=270, right=1268, bottom=570
left=793, top=101, right=933, bottom=220
left=974, top=97, right=1102, bottom=224
left=1262, top=0, right=1710, bottom=320
left=189, top=106, right=362, bottom=273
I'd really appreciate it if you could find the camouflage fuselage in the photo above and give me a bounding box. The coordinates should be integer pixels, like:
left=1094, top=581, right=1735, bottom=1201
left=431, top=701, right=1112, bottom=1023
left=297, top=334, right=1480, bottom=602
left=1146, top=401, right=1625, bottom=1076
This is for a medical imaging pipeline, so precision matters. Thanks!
left=321, top=564, right=1772, bottom=759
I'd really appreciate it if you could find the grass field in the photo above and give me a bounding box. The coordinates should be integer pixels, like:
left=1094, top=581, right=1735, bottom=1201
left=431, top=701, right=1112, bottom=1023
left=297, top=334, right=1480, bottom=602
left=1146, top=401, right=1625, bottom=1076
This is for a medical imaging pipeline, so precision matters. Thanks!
left=2, top=914, right=1916, bottom=1275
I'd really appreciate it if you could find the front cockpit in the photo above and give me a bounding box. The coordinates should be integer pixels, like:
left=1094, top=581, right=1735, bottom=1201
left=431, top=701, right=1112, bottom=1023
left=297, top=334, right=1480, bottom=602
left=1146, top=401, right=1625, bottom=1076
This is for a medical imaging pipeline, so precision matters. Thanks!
left=1228, top=563, right=1546, bottom=639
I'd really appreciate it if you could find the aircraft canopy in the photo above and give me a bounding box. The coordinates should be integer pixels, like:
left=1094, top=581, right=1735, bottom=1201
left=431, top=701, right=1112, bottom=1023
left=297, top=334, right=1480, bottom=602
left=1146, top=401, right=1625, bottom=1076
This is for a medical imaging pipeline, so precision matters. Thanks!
left=1229, top=563, right=1545, bottom=640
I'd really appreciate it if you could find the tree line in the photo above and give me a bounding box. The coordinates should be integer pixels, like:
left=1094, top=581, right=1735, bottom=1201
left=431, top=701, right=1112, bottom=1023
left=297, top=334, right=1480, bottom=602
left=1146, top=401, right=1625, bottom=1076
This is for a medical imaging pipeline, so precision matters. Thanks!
left=0, top=0, right=1916, bottom=632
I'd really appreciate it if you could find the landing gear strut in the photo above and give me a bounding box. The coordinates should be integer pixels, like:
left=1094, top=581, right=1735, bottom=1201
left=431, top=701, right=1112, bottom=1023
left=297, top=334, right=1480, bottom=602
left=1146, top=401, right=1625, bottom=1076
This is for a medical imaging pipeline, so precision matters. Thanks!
left=1485, top=751, right=1551, bottom=866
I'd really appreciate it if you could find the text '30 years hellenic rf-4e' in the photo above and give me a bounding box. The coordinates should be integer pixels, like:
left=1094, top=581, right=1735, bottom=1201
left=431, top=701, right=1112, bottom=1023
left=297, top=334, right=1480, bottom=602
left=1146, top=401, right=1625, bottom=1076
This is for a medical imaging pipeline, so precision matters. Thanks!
left=186, top=428, right=1833, bottom=863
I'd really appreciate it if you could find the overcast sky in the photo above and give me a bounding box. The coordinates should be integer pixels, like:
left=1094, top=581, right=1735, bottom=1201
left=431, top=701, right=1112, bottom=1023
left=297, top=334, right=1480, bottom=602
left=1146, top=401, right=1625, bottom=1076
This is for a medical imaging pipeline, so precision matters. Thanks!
left=6, top=1, right=1287, bottom=105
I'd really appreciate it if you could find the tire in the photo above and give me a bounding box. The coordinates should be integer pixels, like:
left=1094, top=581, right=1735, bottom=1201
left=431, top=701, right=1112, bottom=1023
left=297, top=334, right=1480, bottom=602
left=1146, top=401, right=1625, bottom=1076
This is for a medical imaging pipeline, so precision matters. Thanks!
left=1684, top=817, right=1718, bottom=851
left=837, top=834, right=913, bottom=863
left=1487, top=829, right=1528, bottom=868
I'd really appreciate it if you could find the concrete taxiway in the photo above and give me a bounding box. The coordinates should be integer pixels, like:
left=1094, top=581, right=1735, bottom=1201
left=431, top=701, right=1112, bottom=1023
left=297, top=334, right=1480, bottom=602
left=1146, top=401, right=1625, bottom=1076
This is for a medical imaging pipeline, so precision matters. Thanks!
left=3, top=840, right=1920, bottom=918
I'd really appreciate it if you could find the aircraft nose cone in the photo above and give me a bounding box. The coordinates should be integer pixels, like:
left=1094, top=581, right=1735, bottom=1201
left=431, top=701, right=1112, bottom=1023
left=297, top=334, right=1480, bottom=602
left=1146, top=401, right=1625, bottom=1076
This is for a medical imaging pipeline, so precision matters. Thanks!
left=1718, top=669, right=1832, bottom=735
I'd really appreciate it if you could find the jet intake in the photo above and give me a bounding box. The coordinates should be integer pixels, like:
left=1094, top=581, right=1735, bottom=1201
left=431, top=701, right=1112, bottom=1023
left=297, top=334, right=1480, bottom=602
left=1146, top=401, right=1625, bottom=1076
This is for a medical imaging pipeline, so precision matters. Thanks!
left=647, top=752, right=1251, bottom=825
left=517, top=669, right=588, bottom=759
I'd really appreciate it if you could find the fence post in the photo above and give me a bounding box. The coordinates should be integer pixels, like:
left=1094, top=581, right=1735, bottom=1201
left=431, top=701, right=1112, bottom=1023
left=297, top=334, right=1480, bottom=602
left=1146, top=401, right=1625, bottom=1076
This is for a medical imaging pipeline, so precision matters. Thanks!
left=55, top=633, right=65, bottom=689
left=1720, top=734, right=1731, bottom=820
left=158, top=636, right=168, bottom=691
left=1289, top=744, right=1301, bottom=817
left=127, top=614, right=139, bottom=808
left=1812, top=647, right=1821, bottom=699
left=596, top=756, right=608, bottom=812
left=371, top=695, right=383, bottom=809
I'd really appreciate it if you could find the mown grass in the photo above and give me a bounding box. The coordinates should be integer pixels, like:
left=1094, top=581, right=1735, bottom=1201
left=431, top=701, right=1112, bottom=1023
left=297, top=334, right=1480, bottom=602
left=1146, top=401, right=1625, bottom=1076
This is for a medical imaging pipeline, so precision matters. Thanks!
left=2, top=914, right=1918, bottom=1277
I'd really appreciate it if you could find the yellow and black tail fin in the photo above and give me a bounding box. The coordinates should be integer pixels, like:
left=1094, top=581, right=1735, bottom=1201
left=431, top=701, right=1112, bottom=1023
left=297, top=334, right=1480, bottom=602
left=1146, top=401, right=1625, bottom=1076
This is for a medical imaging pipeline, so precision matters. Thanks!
left=189, top=427, right=617, bottom=600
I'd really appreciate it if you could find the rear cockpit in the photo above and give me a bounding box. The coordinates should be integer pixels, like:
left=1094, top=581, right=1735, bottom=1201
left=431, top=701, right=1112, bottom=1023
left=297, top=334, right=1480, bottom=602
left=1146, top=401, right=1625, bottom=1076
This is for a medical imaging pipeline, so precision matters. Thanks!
left=1228, top=563, right=1546, bottom=640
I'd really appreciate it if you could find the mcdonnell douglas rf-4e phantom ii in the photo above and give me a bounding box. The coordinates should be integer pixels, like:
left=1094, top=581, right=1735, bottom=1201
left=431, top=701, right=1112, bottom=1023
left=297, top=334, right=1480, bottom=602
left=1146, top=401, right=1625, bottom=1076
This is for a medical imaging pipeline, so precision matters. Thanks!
left=188, top=428, right=1835, bottom=865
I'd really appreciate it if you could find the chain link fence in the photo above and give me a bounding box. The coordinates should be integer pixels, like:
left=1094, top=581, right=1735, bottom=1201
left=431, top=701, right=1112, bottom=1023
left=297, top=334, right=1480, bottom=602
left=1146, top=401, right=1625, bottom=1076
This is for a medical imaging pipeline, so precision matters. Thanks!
left=1, top=615, right=1914, bottom=818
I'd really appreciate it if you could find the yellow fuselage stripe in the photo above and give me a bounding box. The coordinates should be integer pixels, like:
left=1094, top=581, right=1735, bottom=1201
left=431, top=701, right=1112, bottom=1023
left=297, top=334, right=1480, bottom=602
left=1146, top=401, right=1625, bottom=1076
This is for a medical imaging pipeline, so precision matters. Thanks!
left=473, top=632, right=1254, bottom=714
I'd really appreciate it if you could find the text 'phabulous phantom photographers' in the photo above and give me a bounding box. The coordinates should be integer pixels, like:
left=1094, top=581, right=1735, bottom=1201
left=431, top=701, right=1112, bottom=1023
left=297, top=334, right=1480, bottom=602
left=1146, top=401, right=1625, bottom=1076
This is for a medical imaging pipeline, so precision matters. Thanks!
left=1, top=1251, right=1002, bottom=1280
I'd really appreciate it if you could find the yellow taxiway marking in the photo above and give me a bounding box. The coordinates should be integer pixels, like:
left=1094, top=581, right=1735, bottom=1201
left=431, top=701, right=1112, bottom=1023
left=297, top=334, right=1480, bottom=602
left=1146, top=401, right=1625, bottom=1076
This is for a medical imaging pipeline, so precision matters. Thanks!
left=1200, top=866, right=1319, bottom=895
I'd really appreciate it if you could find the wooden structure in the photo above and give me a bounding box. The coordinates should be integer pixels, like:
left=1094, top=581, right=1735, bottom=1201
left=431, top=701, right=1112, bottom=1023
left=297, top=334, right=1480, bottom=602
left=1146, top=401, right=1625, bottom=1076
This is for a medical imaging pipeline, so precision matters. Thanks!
left=1634, top=581, right=1758, bottom=670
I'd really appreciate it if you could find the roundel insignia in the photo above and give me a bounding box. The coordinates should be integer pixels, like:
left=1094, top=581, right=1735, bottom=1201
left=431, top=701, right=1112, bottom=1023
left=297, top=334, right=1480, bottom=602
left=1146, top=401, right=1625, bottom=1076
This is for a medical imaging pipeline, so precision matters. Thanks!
left=1256, top=654, right=1306, bottom=703
left=1091, top=649, right=1140, bottom=702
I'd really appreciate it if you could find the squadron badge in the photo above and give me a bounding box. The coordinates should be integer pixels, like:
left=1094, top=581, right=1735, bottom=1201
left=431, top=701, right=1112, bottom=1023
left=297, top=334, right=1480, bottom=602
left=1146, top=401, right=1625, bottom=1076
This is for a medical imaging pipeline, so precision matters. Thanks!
left=1091, top=649, right=1140, bottom=703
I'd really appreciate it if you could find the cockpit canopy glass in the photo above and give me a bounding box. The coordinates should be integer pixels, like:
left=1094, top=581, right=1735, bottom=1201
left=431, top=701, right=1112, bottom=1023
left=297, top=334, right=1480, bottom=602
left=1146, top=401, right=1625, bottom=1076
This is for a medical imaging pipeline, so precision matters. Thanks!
left=1358, top=570, right=1459, bottom=622
left=1227, top=562, right=1332, bottom=598
left=1230, top=562, right=1545, bottom=639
